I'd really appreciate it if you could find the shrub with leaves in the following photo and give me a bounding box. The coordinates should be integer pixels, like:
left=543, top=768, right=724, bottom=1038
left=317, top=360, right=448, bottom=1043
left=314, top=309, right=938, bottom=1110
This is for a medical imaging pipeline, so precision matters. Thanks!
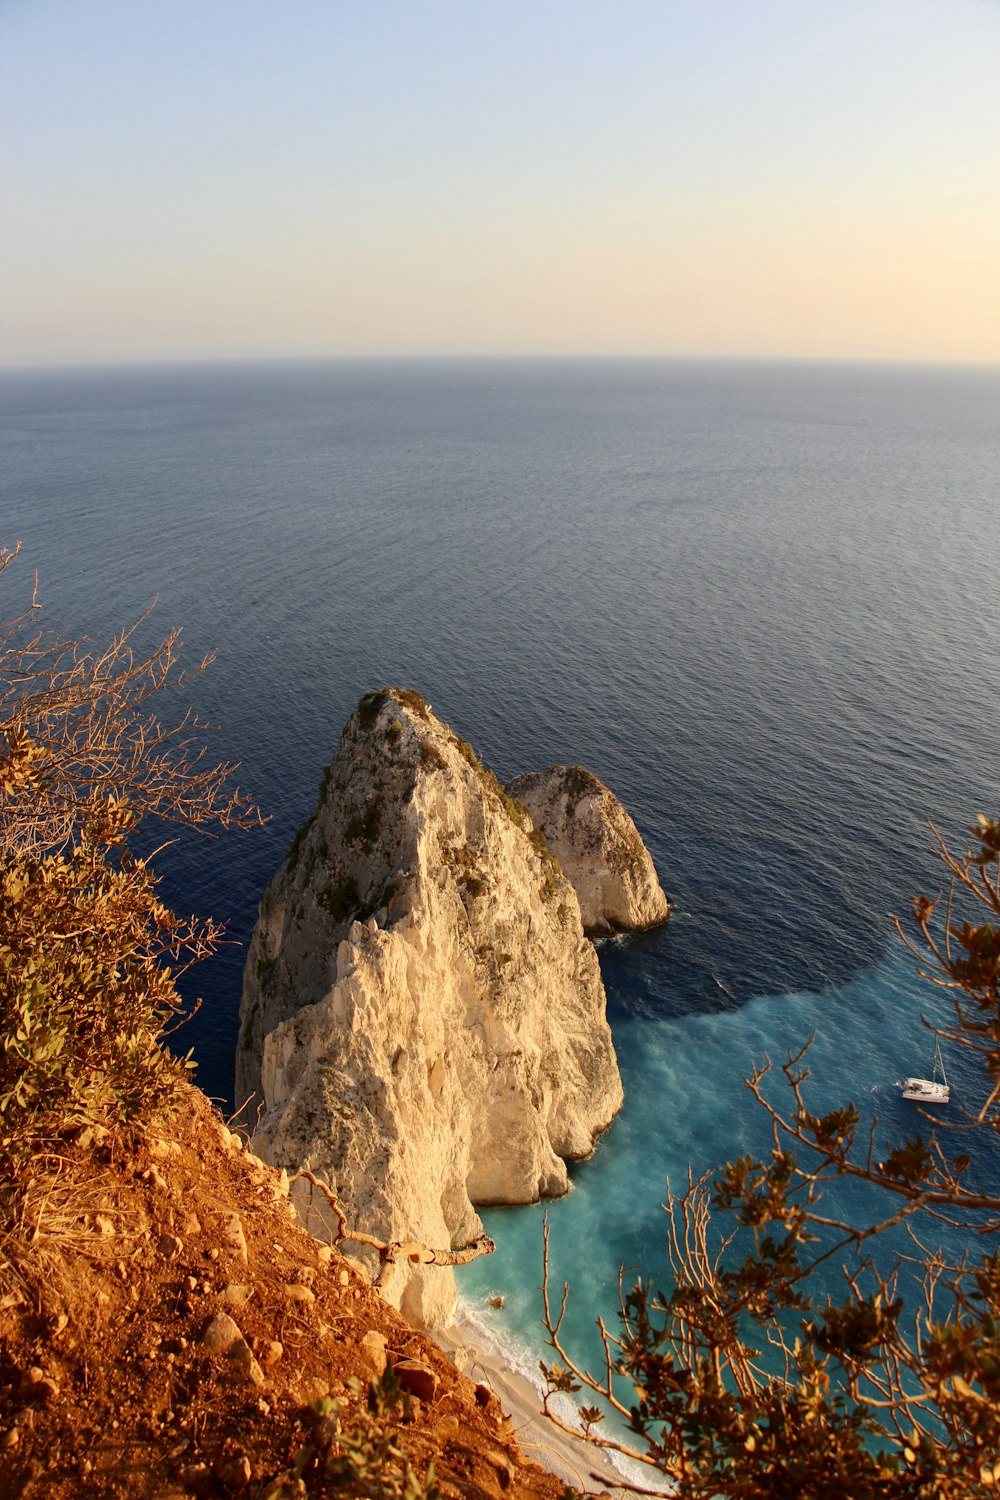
left=261, top=1373, right=440, bottom=1499
left=0, top=544, right=263, bottom=1201
left=542, top=816, right=1000, bottom=1498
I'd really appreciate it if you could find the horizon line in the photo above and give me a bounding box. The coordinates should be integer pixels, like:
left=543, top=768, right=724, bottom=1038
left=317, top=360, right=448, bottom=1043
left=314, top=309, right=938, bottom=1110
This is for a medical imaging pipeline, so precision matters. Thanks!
left=2, top=350, right=999, bottom=377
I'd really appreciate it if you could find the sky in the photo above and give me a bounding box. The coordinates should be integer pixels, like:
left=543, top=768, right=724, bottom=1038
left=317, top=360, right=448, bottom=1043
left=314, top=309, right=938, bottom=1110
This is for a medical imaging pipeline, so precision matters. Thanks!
left=1, top=0, right=998, bottom=366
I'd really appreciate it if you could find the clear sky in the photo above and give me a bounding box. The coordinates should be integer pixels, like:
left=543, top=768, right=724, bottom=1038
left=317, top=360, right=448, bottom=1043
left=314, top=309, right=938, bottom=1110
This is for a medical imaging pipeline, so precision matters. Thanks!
left=2, top=0, right=998, bottom=366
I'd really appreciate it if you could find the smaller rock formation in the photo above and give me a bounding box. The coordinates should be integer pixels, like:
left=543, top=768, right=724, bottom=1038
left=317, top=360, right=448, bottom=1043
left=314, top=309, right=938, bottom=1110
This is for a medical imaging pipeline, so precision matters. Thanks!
left=506, top=766, right=669, bottom=935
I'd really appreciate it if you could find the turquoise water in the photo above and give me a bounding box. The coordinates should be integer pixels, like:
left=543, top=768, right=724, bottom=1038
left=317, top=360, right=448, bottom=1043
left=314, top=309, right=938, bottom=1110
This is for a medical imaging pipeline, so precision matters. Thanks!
left=461, top=942, right=988, bottom=1396
left=2, top=355, right=998, bottom=1412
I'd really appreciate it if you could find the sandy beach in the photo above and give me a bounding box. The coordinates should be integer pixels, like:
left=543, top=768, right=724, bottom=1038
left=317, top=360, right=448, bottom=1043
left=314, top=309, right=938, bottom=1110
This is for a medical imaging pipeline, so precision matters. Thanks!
left=433, top=1308, right=671, bottom=1497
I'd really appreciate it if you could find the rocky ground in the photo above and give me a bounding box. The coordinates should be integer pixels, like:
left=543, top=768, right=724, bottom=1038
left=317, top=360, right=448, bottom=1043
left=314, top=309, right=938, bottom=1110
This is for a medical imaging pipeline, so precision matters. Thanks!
left=0, top=1083, right=578, bottom=1500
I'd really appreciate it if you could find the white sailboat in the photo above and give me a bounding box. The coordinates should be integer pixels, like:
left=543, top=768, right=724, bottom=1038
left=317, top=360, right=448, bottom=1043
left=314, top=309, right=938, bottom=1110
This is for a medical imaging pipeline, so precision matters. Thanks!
left=901, top=1038, right=950, bottom=1105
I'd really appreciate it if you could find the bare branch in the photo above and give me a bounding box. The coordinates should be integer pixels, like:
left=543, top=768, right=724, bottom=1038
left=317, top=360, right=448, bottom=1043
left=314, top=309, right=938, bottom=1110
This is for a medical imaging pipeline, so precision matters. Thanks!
left=287, top=1168, right=495, bottom=1286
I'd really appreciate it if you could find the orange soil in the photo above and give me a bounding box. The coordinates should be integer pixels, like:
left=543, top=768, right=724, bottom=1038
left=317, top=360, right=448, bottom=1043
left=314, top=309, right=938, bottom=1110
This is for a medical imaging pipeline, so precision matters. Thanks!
left=0, top=1085, right=577, bottom=1500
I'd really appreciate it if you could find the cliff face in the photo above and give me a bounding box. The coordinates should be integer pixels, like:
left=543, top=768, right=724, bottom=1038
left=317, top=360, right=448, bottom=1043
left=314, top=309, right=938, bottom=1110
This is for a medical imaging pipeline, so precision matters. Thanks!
left=506, top=766, right=669, bottom=935
left=237, top=690, right=625, bottom=1328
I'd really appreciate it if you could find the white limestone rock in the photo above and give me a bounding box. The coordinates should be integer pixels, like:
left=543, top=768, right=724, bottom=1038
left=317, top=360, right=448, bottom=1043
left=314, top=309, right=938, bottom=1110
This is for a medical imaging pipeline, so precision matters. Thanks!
left=237, top=690, right=625, bottom=1327
left=505, top=766, right=669, bottom=935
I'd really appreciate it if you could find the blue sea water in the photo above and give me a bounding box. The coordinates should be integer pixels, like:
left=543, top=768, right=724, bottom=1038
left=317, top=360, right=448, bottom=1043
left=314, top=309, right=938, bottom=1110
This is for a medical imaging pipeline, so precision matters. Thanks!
left=2, top=357, right=999, bottom=1409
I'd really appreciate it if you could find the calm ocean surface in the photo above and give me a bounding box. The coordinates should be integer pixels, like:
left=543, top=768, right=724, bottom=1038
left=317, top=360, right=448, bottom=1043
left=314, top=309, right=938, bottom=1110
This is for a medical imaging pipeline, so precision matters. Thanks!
left=2, top=357, right=999, bottom=1403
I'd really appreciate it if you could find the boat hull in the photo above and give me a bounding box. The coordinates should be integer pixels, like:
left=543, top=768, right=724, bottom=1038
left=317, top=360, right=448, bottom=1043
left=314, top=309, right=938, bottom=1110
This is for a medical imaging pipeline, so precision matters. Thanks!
left=901, top=1078, right=950, bottom=1104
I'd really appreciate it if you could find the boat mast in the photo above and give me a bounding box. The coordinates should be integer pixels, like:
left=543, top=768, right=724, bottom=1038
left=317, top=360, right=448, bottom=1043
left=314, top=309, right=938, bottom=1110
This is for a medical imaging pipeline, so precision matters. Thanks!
left=933, top=1036, right=947, bottom=1086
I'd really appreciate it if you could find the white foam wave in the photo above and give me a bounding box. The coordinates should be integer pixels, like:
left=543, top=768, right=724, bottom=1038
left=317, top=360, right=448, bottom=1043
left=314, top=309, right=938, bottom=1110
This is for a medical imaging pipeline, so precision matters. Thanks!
left=442, top=1294, right=669, bottom=1495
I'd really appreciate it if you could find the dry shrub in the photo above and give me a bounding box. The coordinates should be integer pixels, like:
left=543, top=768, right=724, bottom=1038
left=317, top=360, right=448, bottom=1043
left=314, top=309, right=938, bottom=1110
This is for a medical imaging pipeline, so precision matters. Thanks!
left=0, top=543, right=264, bottom=1250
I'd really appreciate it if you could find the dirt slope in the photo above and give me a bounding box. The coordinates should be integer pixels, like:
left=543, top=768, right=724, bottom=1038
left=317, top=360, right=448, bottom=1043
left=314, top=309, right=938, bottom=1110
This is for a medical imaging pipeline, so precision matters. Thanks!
left=0, top=1083, right=576, bottom=1500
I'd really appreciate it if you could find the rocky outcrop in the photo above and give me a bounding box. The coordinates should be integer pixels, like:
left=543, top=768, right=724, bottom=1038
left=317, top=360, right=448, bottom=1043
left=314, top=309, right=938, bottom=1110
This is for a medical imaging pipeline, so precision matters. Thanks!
left=506, top=766, right=669, bottom=935
left=237, top=690, right=630, bottom=1328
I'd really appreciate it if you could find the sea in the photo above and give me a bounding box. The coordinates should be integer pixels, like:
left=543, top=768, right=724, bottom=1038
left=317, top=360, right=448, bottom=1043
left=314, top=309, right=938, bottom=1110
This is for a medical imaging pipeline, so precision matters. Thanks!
left=2, top=356, right=999, bottom=1433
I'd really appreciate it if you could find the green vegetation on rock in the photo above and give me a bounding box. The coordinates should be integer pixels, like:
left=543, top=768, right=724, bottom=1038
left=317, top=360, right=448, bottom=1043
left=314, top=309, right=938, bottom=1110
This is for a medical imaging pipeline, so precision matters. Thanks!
left=319, top=874, right=361, bottom=923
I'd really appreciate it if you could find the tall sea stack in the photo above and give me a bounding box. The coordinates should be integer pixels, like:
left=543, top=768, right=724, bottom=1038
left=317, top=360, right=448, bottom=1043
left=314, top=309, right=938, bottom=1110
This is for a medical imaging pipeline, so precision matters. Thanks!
left=237, top=689, right=667, bottom=1326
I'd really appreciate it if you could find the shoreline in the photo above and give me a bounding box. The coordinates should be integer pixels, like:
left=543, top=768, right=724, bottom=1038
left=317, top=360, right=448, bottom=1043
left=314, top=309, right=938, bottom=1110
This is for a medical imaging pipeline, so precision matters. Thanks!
left=432, top=1303, right=671, bottom=1497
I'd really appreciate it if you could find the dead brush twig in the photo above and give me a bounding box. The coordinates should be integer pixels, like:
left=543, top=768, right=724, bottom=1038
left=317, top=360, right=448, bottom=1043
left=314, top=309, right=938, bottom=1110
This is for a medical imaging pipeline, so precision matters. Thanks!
left=0, top=1232, right=33, bottom=1309
left=1, top=1154, right=142, bottom=1314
